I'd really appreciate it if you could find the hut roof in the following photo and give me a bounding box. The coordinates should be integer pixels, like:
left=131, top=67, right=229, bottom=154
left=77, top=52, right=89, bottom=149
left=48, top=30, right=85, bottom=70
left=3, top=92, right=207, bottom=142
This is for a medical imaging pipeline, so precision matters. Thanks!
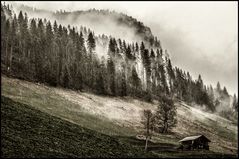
left=179, top=135, right=211, bottom=142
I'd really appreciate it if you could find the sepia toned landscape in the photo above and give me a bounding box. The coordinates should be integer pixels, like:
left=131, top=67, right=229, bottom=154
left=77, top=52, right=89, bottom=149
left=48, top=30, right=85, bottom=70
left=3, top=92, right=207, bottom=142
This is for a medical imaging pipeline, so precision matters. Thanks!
left=1, top=1, right=238, bottom=158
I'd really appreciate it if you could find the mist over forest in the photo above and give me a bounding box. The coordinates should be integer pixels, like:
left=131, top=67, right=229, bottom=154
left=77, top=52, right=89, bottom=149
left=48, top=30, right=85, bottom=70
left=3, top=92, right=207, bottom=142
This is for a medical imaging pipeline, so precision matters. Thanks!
left=7, top=1, right=238, bottom=97
left=1, top=2, right=238, bottom=158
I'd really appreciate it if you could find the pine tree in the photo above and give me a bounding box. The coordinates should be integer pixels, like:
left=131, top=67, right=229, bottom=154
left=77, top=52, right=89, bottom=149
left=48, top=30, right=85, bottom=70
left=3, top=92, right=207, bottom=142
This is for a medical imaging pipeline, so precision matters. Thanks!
left=86, top=32, right=96, bottom=87
left=223, top=86, right=229, bottom=97
left=167, top=59, right=175, bottom=80
left=18, top=11, right=24, bottom=26
left=140, top=42, right=145, bottom=58
left=3, top=19, right=10, bottom=72
left=87, top=31, right=96, bottom=54
left=96, top=65, right=106, bottom=95
left=45, top=21, right=57, bottom=85
left=1, top=5, right=6, bottom=61
left=34, top=19, right=45, bottom=82
left=142, top=49, right=151, bottom=92
left=150, top=49, right=155, bottom=59
left=120, top=69, right=127, bottom=96
left=208, top=85, right=215, bottom=107
left=194, top=74, right=205, bottom=105
left=154, top=96, right=177, bottom=133
left=232, top=94, right=238, bottom=111
left=62, top=66, right=70, bottom=88
left=143, top=49, right=151, bottom=73
left=23, top=13, right=30, bottom=58
left=126, top=45, right=132, bottom=60
left=29, top=18, right=38, bottom=76
left=166, top=59, right=175, bottom=95
left=217, top=81, right=221, bottom=93
left=159, top=64, right=168, bottom=95
left=135, top=42, right=139, bottom=52
left=130, top=66, right=141, bottom=96
left=17, top=11, right=27, bottom=58
left=108, top=38, right=116, bottom=57
left=107, top=58, right=115, bottom=95
left=107, top=38, right=116, bottom=95
left=8, top=15, right=17, bottom=74
left=75, top=65, right=83, bottom=90
left=197, top=74, right=203, bottom=91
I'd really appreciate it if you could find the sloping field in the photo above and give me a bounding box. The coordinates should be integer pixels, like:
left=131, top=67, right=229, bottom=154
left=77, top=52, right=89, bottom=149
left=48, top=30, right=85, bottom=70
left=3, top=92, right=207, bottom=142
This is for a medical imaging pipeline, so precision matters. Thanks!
left=1, top=96, right=155, bottom=158
left=1, top=75, right=238, bottom=155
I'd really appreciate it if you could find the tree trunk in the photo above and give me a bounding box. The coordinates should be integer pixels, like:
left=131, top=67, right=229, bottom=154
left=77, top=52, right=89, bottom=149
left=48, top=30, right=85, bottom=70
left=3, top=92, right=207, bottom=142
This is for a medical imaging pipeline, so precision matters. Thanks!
left=145, top=112, right=150, bottom=151
left=162, top=119, right=168, bottom=133
left=145, top=136, right=149, bottom=152
left=165, top=122, right=168, bottom=133
left=9, top=46, right=13, bottom=74
left=5, top=38, right=8, bottom=66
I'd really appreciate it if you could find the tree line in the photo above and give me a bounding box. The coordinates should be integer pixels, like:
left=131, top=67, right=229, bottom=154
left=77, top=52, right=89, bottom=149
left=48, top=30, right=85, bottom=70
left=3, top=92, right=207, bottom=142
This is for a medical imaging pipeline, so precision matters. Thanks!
left=1, top=3, right=237, bottom=113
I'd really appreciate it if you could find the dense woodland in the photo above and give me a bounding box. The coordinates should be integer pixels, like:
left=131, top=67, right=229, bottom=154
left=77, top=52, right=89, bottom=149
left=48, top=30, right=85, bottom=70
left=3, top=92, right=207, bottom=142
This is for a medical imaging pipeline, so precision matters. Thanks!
left=1, top=3, right=238, bottom=114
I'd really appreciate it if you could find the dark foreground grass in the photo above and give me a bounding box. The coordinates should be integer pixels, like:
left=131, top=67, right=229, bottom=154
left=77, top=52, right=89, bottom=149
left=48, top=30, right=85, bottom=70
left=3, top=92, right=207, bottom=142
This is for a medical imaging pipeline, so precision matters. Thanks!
left=1, top=90, right=238, bottom=158
left=1, top=96, right=156, bottom=158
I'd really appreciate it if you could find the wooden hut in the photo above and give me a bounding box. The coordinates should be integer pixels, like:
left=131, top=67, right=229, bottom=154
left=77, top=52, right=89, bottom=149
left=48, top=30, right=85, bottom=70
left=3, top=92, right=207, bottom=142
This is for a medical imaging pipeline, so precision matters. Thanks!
left=178, top=135, right=211, bottom=150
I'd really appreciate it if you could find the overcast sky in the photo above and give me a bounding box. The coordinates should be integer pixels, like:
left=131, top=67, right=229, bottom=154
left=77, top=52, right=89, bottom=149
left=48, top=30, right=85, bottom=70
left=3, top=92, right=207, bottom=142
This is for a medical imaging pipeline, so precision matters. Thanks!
left=9, top=1, right=238, bottom=96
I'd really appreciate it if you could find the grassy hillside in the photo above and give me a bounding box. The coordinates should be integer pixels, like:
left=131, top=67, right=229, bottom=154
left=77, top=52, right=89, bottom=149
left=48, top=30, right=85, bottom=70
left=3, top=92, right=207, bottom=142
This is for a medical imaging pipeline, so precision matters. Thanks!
left=1, top=75, right=238, bottom=158
left=1, top=96, right=155, bottom=158
left=1, top=75, right=136, bottom=137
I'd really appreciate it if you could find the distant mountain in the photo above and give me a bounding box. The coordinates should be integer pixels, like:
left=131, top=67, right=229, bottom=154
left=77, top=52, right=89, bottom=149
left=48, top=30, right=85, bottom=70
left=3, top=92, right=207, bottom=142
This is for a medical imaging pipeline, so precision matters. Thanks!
left=11, top=4, right=161, bottom=48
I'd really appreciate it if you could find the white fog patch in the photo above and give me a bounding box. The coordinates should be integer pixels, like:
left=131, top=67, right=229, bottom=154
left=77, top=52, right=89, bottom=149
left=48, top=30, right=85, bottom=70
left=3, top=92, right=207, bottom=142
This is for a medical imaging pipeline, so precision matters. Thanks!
left=67, top=13, right=141, bottom=43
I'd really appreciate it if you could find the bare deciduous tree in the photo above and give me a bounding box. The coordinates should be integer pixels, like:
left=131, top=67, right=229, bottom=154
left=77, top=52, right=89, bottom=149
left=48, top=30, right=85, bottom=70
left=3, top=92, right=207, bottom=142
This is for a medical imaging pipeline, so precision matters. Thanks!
left=141, top=109, right=154, bottom=152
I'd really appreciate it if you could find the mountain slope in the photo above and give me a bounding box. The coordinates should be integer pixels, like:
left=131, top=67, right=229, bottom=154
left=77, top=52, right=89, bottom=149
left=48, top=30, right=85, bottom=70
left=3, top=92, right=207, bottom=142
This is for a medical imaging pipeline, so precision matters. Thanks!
left=3, top=2, right=235, bottom=115
left=2, top=76, right=238, bottom=156
left=11, top=3, right=160, bottom=47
